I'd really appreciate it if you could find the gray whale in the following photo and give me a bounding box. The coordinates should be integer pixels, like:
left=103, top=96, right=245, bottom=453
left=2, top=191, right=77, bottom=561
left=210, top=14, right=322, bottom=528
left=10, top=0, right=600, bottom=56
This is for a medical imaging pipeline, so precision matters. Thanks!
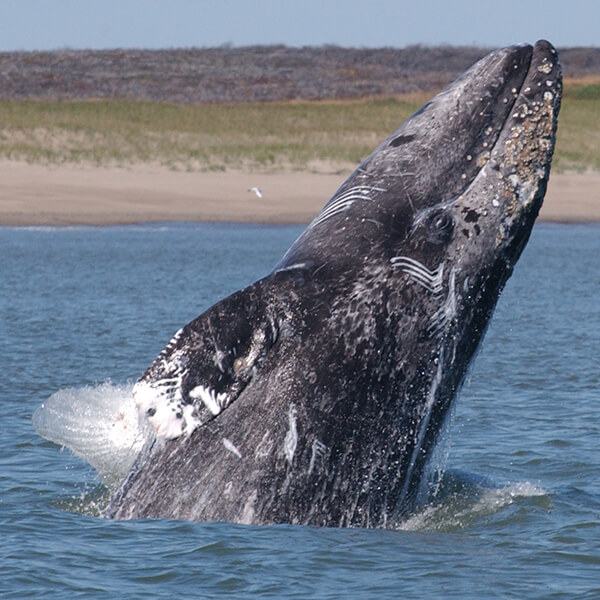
left=104, top=41, right=561, bottom=526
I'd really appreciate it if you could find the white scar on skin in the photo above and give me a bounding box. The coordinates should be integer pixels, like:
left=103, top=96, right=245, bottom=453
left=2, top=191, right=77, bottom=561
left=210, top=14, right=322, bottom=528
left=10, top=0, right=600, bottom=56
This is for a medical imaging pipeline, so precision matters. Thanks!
left=283, top=404, right=298, bottom=464
left=391, top=256, right=445, bottom=295
left=308, top=438, right=328, bottom=474
left=255, top=431, right=274, bottom=458
left=222, top=438, right=242, bottom=459
left=276, top=262, right=307, bottom=273
left=309, top=185, right=386, bottom=229
left=429, top=268, right=457, bottom=337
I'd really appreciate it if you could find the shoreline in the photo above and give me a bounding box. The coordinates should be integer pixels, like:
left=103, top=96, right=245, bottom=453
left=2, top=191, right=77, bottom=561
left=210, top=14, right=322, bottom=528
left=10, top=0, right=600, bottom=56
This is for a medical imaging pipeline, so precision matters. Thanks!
left=1, top=161, right=599, bottom=226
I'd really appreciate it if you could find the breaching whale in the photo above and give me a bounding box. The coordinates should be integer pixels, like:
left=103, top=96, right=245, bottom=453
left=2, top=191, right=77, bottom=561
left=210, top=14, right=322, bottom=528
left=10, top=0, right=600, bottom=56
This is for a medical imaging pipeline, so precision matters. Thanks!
left=37, top=41, right=562, bottom=527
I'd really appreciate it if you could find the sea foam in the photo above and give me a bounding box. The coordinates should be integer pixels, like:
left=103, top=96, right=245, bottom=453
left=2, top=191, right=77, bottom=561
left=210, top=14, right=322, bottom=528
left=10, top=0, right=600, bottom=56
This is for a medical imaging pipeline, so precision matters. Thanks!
left=400, top=470, right=549, bottom=532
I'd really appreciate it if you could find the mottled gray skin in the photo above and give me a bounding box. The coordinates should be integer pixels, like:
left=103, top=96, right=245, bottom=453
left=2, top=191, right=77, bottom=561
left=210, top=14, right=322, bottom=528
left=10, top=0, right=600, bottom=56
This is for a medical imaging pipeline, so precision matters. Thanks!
left=106, top=41, right=561, bottom=527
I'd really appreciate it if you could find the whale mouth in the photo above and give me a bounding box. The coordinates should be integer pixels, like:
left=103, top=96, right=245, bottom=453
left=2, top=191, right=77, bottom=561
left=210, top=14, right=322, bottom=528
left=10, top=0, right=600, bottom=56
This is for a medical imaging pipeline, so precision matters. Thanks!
left=277, top=40, right=562, bottom=276
left=466, top=40, right=561, bottom=256
left=424, top=39, right=562, bottom=216
left=407, top=40, right=561, bottom=259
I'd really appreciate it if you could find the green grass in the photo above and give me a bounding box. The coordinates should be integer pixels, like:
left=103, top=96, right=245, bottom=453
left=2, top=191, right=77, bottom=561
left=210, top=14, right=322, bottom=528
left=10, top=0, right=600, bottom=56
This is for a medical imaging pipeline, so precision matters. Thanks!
left=553, top=80, right=600, bottom=172
left=0, top=81, right=598, bottom=172
left=0, top=96, right=426, bottom=171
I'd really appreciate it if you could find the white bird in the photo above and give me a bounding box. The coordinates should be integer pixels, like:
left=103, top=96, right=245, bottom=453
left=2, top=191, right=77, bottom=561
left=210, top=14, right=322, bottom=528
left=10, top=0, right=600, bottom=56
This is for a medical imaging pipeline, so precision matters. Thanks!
left=247, top=187, right=263, bottom=198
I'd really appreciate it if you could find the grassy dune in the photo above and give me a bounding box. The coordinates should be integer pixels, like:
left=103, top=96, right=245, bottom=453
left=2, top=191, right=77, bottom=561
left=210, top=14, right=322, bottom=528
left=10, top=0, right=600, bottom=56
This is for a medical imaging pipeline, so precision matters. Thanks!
left=0, top=80, right=598, bottom=173
left=555, top=79, right=600, bottom=172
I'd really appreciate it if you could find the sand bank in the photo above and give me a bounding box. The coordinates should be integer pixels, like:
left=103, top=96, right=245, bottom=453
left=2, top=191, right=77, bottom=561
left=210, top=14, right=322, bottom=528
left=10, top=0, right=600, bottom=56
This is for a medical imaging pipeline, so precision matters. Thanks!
left=0, top=161, right=598, bottom=226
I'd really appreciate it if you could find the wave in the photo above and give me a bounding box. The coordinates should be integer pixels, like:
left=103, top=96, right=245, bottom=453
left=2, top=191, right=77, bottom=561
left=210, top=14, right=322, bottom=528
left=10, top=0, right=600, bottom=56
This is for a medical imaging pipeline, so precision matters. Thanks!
left=401, top=469, right=551, bottom=532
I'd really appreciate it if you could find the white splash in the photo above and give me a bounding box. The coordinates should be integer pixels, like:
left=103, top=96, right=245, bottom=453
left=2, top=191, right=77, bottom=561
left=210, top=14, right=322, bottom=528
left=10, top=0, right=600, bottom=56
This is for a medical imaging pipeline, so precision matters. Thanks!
left=240, top=490, right=258, bottom=525
left=400, top=347, right=445, bottom=502
left=32, top=382, right=149, bottom=489
left=400, top=480, right=549, bottom=532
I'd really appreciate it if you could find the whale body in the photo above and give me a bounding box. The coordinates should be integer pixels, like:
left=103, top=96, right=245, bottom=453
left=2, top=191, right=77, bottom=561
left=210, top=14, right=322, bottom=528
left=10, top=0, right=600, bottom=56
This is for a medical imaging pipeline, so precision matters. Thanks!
left=38, top=41, right=563, bottom=527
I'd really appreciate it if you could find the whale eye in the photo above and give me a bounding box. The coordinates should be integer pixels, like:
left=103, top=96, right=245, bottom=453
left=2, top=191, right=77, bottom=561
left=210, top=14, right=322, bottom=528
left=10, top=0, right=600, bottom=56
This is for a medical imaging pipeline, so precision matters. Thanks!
left=427, top=211, right=455, bottom=244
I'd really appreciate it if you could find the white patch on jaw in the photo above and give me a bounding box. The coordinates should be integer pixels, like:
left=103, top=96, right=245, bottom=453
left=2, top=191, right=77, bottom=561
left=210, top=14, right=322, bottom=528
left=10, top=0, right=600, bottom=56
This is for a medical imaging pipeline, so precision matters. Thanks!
left=223, top=438, right=242, bottom=459
left=132, top=327, right=196, bottom=441
left=133, top=367, right=208, bottom=440
left=162, top=327, right=184, bottom=353
left=133, top=379, right=189, bottom=440
left=180, top=403, right=199, bottom=437
left=283, top=404, right=298, bottom=464
left=189, top=385, right=229, bottom=416
left=391, top=256, right=445, bottom=295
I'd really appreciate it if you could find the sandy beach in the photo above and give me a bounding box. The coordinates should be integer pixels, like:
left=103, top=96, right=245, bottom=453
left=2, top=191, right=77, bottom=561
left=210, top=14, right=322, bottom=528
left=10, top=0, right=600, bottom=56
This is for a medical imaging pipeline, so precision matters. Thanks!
left=1, top=161, right=599, bottom=226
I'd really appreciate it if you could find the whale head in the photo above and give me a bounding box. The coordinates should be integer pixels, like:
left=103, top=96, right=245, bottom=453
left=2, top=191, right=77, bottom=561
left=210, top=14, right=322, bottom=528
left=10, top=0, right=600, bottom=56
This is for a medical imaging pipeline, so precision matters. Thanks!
left=281, top=40, right=561, bottom=278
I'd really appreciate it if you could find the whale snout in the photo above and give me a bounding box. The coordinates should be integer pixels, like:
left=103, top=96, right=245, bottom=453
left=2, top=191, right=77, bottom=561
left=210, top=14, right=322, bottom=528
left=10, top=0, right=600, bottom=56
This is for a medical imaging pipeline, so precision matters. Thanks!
left=488, top=40, right=561, bottom=251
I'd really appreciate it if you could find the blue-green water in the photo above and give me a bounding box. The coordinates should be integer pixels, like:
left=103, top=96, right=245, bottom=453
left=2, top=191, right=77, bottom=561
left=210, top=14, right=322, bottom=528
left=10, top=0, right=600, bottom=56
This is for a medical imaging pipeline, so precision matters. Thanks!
left=1, top=223, right=599, bottom=598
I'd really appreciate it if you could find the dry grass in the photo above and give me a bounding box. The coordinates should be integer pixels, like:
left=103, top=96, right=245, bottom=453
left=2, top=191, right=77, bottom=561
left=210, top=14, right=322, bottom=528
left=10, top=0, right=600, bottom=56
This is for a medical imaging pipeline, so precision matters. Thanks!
left=0, top=81, right=597, bottom=172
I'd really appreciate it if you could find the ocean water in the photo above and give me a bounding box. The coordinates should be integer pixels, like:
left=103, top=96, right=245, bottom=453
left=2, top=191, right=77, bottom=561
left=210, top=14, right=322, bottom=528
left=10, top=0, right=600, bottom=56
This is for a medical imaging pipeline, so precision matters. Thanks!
left=1, top=222, right=599, bottom=599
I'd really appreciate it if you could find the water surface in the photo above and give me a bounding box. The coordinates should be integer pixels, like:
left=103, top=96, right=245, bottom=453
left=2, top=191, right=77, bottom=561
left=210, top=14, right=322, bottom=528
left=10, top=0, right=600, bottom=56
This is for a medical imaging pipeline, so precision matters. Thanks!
left=1, top=223, right=599, bottom=598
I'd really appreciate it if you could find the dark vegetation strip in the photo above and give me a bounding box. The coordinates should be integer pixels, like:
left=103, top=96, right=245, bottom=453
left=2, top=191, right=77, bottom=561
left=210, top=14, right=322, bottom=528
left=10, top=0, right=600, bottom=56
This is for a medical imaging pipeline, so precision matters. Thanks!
left=1, top=45, right=599, bottom=104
